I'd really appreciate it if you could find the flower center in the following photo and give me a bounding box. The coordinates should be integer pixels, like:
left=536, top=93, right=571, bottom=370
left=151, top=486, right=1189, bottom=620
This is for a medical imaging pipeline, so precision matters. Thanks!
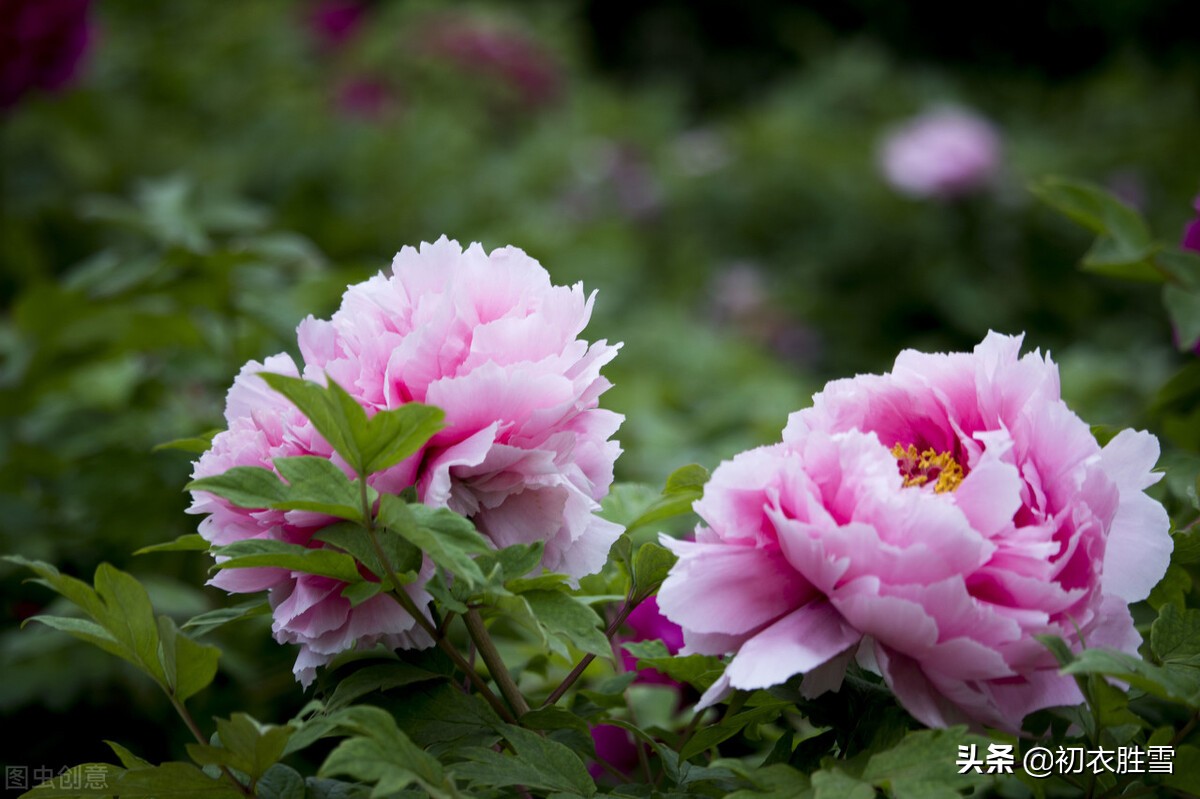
left=891, top=443, right=964, bottom=493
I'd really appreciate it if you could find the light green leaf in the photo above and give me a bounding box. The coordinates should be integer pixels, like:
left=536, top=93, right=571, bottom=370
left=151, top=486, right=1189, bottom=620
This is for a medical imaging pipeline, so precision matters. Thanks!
left=212, top=540, right=364, bottom=584
left=271, top=456, right=365, bottom=521
left=134, top=534, right=210, bottom=556
left=860, top=728, right=996, bottom=796
left=358, top=402, right=444, bottom=475
left=259, top=373, right=364, bottom=474
left=157, top=615, right=220, bottom=702
left=105, top=741, right=151, bottom=769
left=811, top=768, right=874, bottom=799
left=340, top=581, right=387, bottom=607
left=631, top=541, right=677, bottom=599
left=23, top=615, right=130, bottom=662
left=186, top=466, right=291, bottom=510
left=153, top=429, right=222, bottom=454
left=626, top=464, right=708, bottom=534
left=93, top=564, right=166, bottom=684
left=622, top=639, right=724, bottom=690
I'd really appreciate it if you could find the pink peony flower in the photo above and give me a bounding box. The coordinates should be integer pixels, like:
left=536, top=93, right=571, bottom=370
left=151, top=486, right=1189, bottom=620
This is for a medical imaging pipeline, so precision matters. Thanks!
left=306, top=0, right=365, bottom=52
left=878, top=107, right=1001, bottom=199
left=589, top=724, right=641, bottom=780
left=1, top=0, right=92, bottom=110
left=190, top=237, right=623, bottom=685
left=658, top=332, right=1170, bottom=731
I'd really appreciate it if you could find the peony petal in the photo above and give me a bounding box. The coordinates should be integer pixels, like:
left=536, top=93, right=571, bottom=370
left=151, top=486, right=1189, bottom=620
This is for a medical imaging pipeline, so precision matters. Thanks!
left=724, top=601, right=861, bottom=691
left=1100, top=430, right=1172, bottom=602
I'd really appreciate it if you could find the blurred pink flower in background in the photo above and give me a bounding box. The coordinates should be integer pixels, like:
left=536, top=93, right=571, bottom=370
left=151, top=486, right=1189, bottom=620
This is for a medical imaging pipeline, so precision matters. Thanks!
left=1, top=0, right=92, bottom=110
left=419, top=13, right=563, bottom=108
left=589, top=724, right=641, bottom=780
left=191, top=237, right=624, bottom=685
left=659, top=332, right=1170, bottom=732
left=878, top=107, right=1001, bottom=199
left=334, top=76, right=393, bottom=120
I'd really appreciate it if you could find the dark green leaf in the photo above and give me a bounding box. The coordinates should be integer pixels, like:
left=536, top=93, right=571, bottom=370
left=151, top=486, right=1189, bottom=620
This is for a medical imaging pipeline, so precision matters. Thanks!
left=314, top=521, right=421, bottom=585
left=390, top=682, right=503, bottom=752
left=188, top=714, right=293, bottom=782
left=327, top=662, right=445, bottom=711
left=182, top=600, right=271, bottom=637
left=255, top=764, right=306, bottom=799
left=318, top=705, right=457, bottom=799
left=679, top=702, right=788, bottom=760
left=376, top=495, right=488, bottom=587
left=1058, top=647, right=1200, bottom=706
left=1165, top=285, right=1200, bottom=351
left=105, top=741, right=151, bottom=770
left=860, top=728, right=996, bottom=795
left=20, top=764, right=125, bottom=797
left=134, top=534, right=209, bottom=556
left=153, top=429, right=222, bottom=454
left=630, top=542, right=677, bottom=599
left=522, top=589, right=610, bottom=656
left=520, top=706, right=597, bottom=761
left=212, top=539, right=364, bottom=584
left=454, top=723, right=595, bottom=797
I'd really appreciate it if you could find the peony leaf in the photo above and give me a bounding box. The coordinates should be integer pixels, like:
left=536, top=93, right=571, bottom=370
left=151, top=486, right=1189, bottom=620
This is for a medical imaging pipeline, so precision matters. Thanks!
left=134, top=534, right=209, bottom=556
left=326, top=662, right=445, bottom=712
left=211, top=539, right=364, bottom=584
left=452, top=723, right=595, bottom=797
left=185, top=714, right=293, bottom=782
left=315, top=521, right=422, bottom=585
left=153, top=428, right=222, bottom=454
left=623, top=639, right=724, bottom=690
left=258, top=372, right=365, bottom=474
left=254, top=764, right=306, bottom=799
left=521, top=589, right=610, bottom=657
left=376, top=495, right=488, bottom=588
left=181, top=599, right=270, bottom=637
left=359, top=402, right=444, bottom=475
left=318, top=705, right=457, bottom=799
left=625, top=463, right=708, bottom=535
left=679, top=702, right=790, bottom=760
left=1165, top=284, right=1200, bottom=351
left=157, top=615, right=219, bottom=702
left=270, top=456, right=365, bottom=521
left=630, top=540, right=677, bottom=599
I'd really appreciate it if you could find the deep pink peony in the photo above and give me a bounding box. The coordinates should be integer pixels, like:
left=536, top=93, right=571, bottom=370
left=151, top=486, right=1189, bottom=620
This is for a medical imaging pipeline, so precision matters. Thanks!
left=658, top=332, right=1170, bottom=731
left=190, top=237, right=623, bottom=685
left=1184, top=195, right=1200, bottom=255
left=618, top=594, right=685, bottom=686
left=1, top=0, right=92, bottom=110
left=878, top=107, right=1001, bottom=199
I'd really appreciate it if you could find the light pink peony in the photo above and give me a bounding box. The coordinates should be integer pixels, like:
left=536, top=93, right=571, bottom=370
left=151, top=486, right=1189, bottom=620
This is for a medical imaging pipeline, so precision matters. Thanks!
left=878, top=107, right=1001, bottom=199
left=658, top=332, right=1170, bottom=731
left=190, top=237, right=623, bottom=685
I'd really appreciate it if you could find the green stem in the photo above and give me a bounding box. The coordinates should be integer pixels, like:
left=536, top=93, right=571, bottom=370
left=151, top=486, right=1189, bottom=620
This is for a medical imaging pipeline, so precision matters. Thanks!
left=464, top=608, right=530, bottom=717
left=170, top=696, right=252, bottom=796
left=358, top=476, right=516, bottom=723
left=542, top=593, right=641, bottom=707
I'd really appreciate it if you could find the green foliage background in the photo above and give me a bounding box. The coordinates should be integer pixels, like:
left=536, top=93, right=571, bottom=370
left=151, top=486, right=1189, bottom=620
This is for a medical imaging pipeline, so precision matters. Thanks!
left=2, top=1, right=1200, bottom=796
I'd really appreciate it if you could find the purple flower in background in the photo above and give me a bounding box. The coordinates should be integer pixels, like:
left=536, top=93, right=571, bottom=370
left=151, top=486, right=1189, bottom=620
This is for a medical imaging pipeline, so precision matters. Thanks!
left=307, top=0, right=365, bottom=51
left=1183, top=196, right=1200, bottom=253
left=878, top=107, right=1001, bottom=199
left=1, top=0, right=92, bottom=110
left=335, top=76, right=393, bottom=120
left=589, top=724, right=641, bottom=780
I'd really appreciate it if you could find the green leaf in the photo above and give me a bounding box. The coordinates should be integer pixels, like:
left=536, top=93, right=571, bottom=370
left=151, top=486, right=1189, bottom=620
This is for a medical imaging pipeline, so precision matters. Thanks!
left=810, top=767, right=874, bottom=799
left=679, top=702, right=789, bottom=760
left=134, top=534, right=210, bottom=555
left=315, top=521, right=422, bottom=585
left=1163, top=744, right=1200, bottom=795
left=340, top=581, right=387, bottom=607
left=22, top=615, right=130, bottom=661
left=521, top=589, right=611, bottom=656
left=1147, top=562, right=1191, bottom=610
left=357, top=402, right=444, bottom=475
left=860, top=728, right=996, bottom=796
left=259, top=373, right=364, bottom=473
left=153, top=429, right=222, bottom=454
left=725, top=763, right=813, bottom=799
left=376, top=495, right=488, bottom=587
left=454, top=723, right=595, bottom=797
left=389, top=682, right=503, bottom=752
left=187, top=714, right=293, bottom=782
left=319, top=705, right=458, bottom=799
left=327, top=662, right=445, bottom=711
left=519, top=706, right=597, bottom=761
left=1165, top=284, right=1200, bottom=351
left=630, top=542, right=677, bottom=599
left=625, top=464, right=708, bottom=534
left=22, top=762, right=247, bottom=798
left=5, top=556, right=106, bottom=621
left=1151, top=603, right=1200, bottom=694
left=187, top=457, right=367, bottom=523
left=105, top=741, right=151, bottom=769
left=1158, top=249, right=1200, bottom=289
left=1032, top=177, right=1151, bottom=242
left=622, top=639, right=725, bottom=691
left=182, top=600, right=271, bottom=637
left=1058, top=647, right=1200, bottom=706
left=92, top=563, right=167, bottom=684
left=211, top=540, right=364, bottom=584
left=157, top=615, right=220, bottom=702
left=255, top=764, right=306, bottom=799
left=20, top=764, right=125, bottom=797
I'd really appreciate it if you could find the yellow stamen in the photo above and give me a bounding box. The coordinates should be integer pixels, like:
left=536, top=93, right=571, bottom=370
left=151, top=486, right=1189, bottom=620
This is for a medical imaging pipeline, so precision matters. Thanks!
left=891, top=443, right=964, bottom=493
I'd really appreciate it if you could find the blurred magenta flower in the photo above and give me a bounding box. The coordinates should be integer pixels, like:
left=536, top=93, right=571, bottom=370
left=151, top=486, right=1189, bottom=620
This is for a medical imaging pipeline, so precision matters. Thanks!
left=659, top=332, right=1170, bottom=732
left=334, top=76, right=392, bottom=119
left=190, top=237, right=624, bottom=685
left=306, top=0, right=365, bottom=51
left=619, top=595, right=684, bottom=686
left=419, top=13, right=563, bottom=108
left=878, top=107, right=1001, bottom=199
left=589, top=724, right=641, bottom=780
left=1183, top=195, right=1200, bottom=253
left=1, top=0, right=92, bottom=110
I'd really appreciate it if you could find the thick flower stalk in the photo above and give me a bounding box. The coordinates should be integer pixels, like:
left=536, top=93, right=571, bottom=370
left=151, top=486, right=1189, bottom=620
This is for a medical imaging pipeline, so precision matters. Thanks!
left=658, top=332, right=1171, bottom=731
left=190, top=237, right=623, bottom=684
